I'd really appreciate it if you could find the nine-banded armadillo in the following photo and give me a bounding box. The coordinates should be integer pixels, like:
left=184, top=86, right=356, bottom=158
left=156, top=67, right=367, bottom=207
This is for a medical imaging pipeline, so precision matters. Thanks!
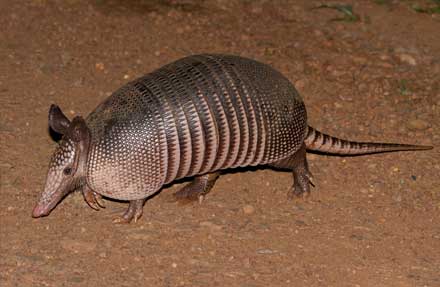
left=32, top=54, right=432, bottom=223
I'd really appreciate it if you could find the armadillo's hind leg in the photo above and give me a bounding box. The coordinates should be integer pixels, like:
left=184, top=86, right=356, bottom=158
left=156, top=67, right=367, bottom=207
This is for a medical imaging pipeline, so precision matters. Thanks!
left=113, top=198, right=146, bottom=224
left=173, top=172, right=220, bottom=204
left=270, top=144, right=314, bottom=198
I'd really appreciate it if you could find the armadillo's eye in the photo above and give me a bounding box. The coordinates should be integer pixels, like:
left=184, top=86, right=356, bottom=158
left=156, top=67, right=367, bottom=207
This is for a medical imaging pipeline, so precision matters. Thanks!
left=63, top=167, right=72, bottom=175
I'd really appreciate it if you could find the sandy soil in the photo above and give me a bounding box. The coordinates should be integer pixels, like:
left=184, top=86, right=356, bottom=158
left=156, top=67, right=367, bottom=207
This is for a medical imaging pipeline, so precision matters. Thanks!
left=1, top=0, right=439, bottom=286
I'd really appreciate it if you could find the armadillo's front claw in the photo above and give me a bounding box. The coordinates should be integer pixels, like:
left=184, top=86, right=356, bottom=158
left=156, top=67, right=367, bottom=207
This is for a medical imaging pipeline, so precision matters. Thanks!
left=112, top=199, right=145, bottom=224
left=94, top=193, right=105, bottom=209
left=82, top=187, right=104, bottom=210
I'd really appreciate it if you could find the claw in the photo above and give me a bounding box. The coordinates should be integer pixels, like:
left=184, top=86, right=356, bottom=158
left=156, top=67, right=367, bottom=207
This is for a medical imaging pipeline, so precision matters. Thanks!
left=112, top=199, right=145, bottom=224
left=306, top=172, right=315, bottom=187
left=95, top=193, right=105, bottom=208
left=198, top=194, right=205, bottom=204
left=173, top=172, right=220, bottom=204
left=82, top=187, right=104, bottom=211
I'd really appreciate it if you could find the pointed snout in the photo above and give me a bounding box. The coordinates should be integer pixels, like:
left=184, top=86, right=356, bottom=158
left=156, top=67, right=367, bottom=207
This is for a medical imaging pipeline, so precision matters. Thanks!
left=32, top=187, right=69, bottom=219
left=32, top=203, right=51, bottom=218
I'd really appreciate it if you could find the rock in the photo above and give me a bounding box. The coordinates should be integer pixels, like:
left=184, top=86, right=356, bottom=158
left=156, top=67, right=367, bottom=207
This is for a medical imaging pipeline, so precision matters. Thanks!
left=313, top=29, right=323, bottom=37
left=393, top=193, right=402, bottom=202
left=398, top=54, right=417, bottom=66
left=95, top=62, right=105, bottom=71
left=256, top=248, right=276, bottom=254
left=360, top=188, right=368, bottom=194
left=379, top=54, right=391, bottom=61
left=407, top=119, right=429, bottom=131
left=242, top=205, right=255, bottom=215
left=334, top=102, right=343, bottom=109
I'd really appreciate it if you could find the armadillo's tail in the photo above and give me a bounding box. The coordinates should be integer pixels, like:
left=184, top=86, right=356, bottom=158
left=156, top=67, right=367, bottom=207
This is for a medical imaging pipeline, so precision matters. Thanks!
left=304, top=126, right=433, bottom=155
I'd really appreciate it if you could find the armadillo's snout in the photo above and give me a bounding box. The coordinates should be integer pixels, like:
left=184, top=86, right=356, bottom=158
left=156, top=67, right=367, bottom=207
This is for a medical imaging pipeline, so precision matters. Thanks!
left=32, top=187, right=68, bottom=218
left=32, top=203, right=51, bottom=218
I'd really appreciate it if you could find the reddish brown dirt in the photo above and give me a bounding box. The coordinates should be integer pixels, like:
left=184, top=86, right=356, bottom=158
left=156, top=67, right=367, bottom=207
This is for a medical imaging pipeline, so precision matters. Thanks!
left=1, top=1, right=439, bottom=286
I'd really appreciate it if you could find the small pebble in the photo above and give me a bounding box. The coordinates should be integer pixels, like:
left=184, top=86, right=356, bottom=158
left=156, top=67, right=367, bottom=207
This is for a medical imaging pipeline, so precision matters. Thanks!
left=379, top=54, right=390, bottom=61
left=334, top=102, right=343, bottom=109
left=360, top=188, right=368, bottom=194
left=407, top=119, right=429, bottom=131
left=313, top=29, right=323, bottom=36
left=393, top=193, right=402, bottom=202
left=256, top=248, right=276, bottom=254
left=242, top=205, right=255, bottom=215
left=398, top=54, right=417, bottom=66
left=95, top=62, right=105, bottom=71
left=294, top=79, right=306, bottom=89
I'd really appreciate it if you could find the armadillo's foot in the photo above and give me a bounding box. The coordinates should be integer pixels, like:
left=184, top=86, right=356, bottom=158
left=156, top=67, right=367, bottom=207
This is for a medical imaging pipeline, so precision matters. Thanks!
left=289, top=168, right=314, bottom=199
left=112, top=199, right=145, bottom=224
left=173, top=172, right=220, bottom=204
left=82, top=186, right=105, bottom=210
left=269, top=143, right=314, bottom=199
left=289, top=146, right=314, bottom=199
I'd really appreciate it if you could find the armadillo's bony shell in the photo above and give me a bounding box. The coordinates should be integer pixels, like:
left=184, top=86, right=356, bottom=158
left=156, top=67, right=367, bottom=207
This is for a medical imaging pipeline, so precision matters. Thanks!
left=85, top=54, right=307, bottom=200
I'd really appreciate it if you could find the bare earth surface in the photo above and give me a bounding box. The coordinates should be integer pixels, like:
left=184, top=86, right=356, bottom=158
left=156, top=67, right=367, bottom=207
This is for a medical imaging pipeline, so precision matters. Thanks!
left=1, top=1, right=439, bottom=286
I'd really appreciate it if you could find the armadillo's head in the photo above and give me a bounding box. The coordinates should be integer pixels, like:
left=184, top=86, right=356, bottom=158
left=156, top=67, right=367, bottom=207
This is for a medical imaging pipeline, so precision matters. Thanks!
left=32, top=105, right=91, bottom=218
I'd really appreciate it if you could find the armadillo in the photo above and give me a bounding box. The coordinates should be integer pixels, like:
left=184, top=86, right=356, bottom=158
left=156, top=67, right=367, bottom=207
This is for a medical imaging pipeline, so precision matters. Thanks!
left=32, top=54, right=432, bottom=223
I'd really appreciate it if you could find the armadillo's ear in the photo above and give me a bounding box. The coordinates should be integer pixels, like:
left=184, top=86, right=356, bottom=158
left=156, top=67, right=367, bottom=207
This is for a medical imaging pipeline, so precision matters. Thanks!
left=68, top=116, right=90, bottom=143
left=48, top=104, right=71, bottom=135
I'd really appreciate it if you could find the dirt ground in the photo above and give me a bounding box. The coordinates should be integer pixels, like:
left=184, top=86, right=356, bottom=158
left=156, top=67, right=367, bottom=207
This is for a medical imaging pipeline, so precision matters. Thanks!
left=1, top=0, right=439, bottom=286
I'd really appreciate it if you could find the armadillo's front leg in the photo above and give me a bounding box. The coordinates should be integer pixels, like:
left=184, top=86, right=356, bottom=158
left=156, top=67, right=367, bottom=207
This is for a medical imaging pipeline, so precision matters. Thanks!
left=82, top=185, right=105, bottom=210
left=173, top=172, right=220, bottom=204
left=112, top=199, right=146, bottom=224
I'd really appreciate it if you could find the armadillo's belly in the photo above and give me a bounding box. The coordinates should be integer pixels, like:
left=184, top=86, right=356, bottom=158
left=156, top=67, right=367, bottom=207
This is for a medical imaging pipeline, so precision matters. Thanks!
left=85, top=54, right=307, bottom=200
